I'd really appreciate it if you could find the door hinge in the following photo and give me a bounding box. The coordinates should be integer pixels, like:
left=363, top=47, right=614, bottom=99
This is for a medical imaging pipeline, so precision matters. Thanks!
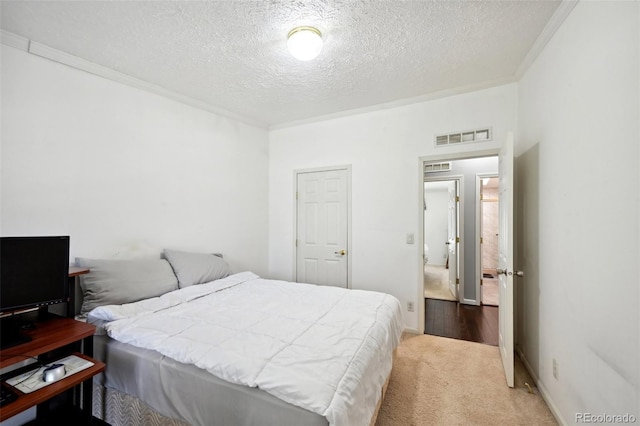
left=456, top=278, right=460, bottom=284
left=456, top=196, right=460, bottom=202
left=480, top=279, right=483, bottom=285
left=480, top=194, right=484, bottom=201
left=456, top=236, right=460, bottom=243
left=480, top=237, right=483, bottom=244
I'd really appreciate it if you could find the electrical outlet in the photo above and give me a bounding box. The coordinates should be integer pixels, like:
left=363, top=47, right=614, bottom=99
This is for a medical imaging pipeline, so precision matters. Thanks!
left=552, top=358, right=559, bottom=380
left=407, top=301, right=414, bottom=312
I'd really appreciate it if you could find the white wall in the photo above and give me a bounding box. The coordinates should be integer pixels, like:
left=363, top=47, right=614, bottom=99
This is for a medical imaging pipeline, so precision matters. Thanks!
left=1, top=46, right=270, bottom=275
left=517, top=1, right=639, bottom=422
left=423, top=185, right=448, bottom=266
left=269, top=84, right=517, bottom=330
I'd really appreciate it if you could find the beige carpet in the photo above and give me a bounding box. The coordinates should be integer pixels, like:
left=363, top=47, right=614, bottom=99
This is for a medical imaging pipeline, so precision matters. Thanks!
left=424, top=264, right=457, bottom=301
left=376, top=334, right=557, bottom=426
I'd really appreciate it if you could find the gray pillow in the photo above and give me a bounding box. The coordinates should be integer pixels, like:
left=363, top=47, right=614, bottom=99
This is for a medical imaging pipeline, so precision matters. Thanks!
left=163, top=249, right=231, bottom=288
left=76, top=257, right=178, bottom=316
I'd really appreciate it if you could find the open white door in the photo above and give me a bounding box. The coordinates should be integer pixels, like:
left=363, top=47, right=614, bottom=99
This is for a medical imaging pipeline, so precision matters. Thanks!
left=498, top=132, right=515, bottom=387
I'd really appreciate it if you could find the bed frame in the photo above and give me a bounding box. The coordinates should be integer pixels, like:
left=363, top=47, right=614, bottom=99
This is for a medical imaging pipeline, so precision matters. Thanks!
left=93, top=375, right=391, bottom=426
left=93, top=384, right=189, bottom=426
left=92, top=348, right=396, bottom=426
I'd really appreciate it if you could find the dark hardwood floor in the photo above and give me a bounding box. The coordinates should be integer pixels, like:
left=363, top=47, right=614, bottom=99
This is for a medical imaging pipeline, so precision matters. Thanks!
left=424, top=298, right=498, bottom=346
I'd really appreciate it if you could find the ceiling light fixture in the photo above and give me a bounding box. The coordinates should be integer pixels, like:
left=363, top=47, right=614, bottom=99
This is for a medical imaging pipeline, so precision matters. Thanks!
left=287, top=26, right=323, bottom=61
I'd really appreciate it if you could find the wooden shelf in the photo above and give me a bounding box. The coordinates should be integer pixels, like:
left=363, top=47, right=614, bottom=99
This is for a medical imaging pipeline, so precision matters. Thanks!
left=0, top=315, right=95, bottom=369
left=0, top=353, right=105, bottom=421
left=0, top=314, right=102, bottom=422
left=68, top=267, right=90, bottom=278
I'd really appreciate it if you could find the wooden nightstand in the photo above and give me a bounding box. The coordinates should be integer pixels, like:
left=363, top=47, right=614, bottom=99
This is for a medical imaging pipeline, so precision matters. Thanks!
left=67, top=266, right=90, bottom=318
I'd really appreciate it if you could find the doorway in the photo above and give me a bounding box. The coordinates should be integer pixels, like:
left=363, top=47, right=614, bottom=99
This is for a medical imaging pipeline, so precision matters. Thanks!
left=423, top=179, right=460, bottom=302
left=420, top=155, right=499, bottom=347
left=294, top=166, right=351, bottom=288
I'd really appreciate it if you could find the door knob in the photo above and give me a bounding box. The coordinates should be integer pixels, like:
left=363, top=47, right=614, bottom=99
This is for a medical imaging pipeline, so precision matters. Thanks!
left=496, top=268, right=525, bottom=277
left=334, top=250, right=346, bottom=256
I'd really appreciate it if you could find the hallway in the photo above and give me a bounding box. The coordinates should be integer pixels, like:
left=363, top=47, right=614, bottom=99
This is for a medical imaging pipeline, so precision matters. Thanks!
left=424, top=298, right=498, bottom=346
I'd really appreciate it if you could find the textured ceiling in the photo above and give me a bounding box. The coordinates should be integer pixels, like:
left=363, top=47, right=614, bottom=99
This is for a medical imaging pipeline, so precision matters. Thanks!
left=1, top=1, right=561, bottom=127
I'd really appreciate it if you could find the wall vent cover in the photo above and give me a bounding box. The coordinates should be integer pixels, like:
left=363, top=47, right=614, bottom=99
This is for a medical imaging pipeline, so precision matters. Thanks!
left=435, top=128, right=492, bottom=147
left=424, top=162, right=451, bottom=174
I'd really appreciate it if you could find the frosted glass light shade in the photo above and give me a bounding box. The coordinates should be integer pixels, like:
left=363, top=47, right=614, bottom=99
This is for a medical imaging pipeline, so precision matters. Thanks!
left=287, top=27, right=323, bottom=61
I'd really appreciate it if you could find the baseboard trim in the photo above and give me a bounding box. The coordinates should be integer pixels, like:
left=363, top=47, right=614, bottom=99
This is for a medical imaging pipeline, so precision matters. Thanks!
left=403, top=327, right=420, bottom=335
left=516, top=346, right=567, bottom=426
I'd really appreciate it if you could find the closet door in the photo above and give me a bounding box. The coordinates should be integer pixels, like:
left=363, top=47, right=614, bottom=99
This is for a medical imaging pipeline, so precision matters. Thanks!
left=295, top=168, right=349, bottom=288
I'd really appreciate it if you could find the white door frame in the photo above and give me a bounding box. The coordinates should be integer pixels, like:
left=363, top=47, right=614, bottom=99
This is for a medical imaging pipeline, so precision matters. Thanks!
left=293, top=165, right=352, bottom=288
left=423, top=176, right=464, bottom=302
left=418, top=149, right=498, bottom=334
left=475, top=172, right=499, bottom=306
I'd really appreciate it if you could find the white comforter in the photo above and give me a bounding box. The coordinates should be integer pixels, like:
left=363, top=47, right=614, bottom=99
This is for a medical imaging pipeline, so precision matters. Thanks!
left=89, top=272, right=403, bottom=426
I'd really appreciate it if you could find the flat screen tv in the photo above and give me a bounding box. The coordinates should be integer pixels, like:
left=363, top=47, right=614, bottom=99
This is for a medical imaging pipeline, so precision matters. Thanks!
left=0, top=236, right=70, bottom=348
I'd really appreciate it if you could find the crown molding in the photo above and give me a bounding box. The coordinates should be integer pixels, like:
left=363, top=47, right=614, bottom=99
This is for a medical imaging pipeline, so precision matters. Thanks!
left=1, top=30, right=29, bottom=50
left=271, top=76, right=517, bottom=130
left=515, top=0, right=579, bottom=80
left=1, top=30, right=267, bottom=129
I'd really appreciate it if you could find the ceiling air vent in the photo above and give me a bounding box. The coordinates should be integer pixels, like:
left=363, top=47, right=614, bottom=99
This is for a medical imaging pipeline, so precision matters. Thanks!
left=435, top=128, right=492, bottom=147
left=424, top=162, right=451, bottom=174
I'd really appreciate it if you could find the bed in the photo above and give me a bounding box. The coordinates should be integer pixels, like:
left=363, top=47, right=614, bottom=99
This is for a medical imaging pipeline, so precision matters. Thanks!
left=76, top=249, right=403, bottom=426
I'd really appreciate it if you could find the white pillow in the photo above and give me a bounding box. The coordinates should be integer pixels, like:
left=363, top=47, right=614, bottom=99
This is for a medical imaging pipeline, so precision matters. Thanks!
left=163, top=249, right=231, bottom=288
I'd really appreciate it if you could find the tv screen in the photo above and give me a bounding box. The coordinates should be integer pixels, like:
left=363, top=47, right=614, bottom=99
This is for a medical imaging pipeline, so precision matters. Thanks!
left=0, top=236, right=70, bottom=314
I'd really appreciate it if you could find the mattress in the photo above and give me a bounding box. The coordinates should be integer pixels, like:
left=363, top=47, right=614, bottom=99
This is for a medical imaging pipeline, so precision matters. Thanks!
left=93, top=334, right=328, bottom=426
